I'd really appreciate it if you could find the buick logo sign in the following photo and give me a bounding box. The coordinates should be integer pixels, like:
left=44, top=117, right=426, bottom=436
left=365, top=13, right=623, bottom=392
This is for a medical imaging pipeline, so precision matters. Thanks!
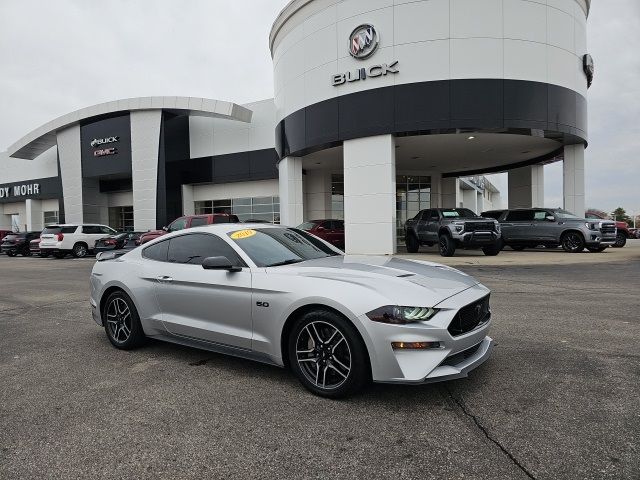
left=349, top=24, right=379, bottom=59
left=90, top=136, right=120, bottom=148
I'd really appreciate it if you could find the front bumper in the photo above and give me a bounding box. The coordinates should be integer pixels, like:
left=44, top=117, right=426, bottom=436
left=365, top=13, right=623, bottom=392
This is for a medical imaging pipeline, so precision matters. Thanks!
left=452, top=231, right=500, bottom=247
left=585, top=232, right=617, bottom=247
left=363, top=284, right=494, bottom=384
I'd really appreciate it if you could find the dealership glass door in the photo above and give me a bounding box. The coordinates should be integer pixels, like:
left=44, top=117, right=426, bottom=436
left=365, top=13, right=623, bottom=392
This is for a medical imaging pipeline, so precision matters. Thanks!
left=330, top=174, right=431, bottom=243
left=108, top=206, right=134, bottom=232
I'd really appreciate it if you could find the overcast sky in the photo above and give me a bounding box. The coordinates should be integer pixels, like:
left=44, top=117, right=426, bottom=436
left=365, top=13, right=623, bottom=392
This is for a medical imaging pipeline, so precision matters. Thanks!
left=1, top=0, right=638, bottom=216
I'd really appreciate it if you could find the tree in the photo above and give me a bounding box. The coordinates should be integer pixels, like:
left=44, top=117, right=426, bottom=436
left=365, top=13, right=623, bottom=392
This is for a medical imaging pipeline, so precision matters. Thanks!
left=611, top=207, right=632, bottom=227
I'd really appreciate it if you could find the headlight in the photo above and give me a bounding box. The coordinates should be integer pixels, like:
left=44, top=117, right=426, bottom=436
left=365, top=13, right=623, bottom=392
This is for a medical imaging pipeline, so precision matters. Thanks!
left=453, top=223, right=464, bottom=233
left=495, top=222, right=501, bottom=233
left=585, top=222, right=599, bottom=230
left=366, top=305, right=439, bottom=324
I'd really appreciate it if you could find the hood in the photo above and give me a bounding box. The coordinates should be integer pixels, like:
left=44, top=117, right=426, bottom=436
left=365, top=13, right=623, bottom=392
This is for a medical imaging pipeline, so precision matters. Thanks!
left=272, top=255, right=479, bottom=304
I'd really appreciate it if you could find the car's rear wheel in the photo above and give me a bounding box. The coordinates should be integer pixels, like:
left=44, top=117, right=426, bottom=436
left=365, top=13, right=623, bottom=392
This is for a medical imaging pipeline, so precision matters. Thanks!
left=103, top=291, right=145, bottom=350
left=72, top=243, right=88, bottom=258
left=6, top=251, right=16, bottom=257
left=561, top=232, right=585, bottom=253
left=438, top=234, right=456, bottom=257
left=587, top=246, right=607, bottom=253
left=288, top=310, right=369, bottom=399
left=405, top=234, right=419, bottom=253
left=613, top=233, right=627, bottom=248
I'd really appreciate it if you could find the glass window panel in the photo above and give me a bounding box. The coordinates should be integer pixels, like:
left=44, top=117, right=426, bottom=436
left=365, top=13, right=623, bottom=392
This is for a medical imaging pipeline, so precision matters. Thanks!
left=232, top=198, right=252, bottom=206
left=252, top=204, right=274, bottom=214
left=232, top=206, right=252, bottom=215
left=252, top=196, right=273, bottom=205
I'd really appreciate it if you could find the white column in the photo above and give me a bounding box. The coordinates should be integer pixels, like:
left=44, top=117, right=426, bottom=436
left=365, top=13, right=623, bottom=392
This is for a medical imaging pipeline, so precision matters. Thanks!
left=344, top=135, right=396, bottom=255
left=462, top=188, right=478, bottom=213
left=131, top=110, right=162, bottom=231
left=441, top=178, right=460, bottom=208
left=476, top=191, right=484, bottom=214
left=0, top=213, right=12, bottom=230
left=563, top=144, right=586, bottom=216
left=508, top=165, right=544, bottom=208
left=56, top=125, right=83, bottom=223
left=278, top=156, right=304, bottom=226
left=26, top=199, right=43, bottom=231
left=182, top=185, right=195, bottom=216
left=305, top=169, right=332, bottom=221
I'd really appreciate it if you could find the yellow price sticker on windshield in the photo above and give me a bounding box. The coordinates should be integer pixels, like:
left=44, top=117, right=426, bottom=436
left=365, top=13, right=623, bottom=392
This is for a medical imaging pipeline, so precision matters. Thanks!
left=230, top=229, right=257, bottom=240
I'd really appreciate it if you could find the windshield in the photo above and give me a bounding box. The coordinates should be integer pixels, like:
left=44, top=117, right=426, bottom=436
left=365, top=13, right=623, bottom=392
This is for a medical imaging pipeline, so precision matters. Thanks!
left=297, top=222, right=318, bottom=230
left=228, top=227, right=340, bottom=267
left=554, top=209, right=581, bottom=219
left=441, top=208, right=479, bottom=219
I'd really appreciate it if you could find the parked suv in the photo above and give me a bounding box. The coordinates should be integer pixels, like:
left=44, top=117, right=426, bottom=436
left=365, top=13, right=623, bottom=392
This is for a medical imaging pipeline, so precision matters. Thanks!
left=585, top=211, right=630, bottom=248
left=138, top=214, right=240, bottom=245
left=483, top=208, right=617, bottom=253
left=39, top=224, right=117, bottom=258
left=298, top=220, right=345, bottom=249
left=404, top=208, right=502, bottom=257
left=1, top=231, right=41, bottom=257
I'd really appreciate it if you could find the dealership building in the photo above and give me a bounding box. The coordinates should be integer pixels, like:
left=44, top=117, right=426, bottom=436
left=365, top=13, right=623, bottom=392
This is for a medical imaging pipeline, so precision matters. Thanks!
left=0, top=0, right=591, bottom=254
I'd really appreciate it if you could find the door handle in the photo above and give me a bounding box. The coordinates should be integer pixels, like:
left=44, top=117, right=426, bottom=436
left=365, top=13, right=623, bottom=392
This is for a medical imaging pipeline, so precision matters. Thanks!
left=157, top=275, right=174, bottom=283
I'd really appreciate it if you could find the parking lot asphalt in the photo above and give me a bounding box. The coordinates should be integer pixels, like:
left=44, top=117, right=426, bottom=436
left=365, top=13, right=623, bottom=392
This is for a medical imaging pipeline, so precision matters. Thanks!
left=0, top=253, right=638, bottom=480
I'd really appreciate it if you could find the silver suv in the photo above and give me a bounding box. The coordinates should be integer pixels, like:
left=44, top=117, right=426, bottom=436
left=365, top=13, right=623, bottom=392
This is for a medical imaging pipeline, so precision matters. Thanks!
left=405, top=208, right=502, bottom=257
left=482, top=208, right=617, bottom=253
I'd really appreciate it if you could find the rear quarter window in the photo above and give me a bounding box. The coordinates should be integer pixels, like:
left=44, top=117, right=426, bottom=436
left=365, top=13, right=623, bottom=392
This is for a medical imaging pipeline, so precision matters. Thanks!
left=62, top=226, right=78, bottom=233
left=143, top=239, right=170, bottom=262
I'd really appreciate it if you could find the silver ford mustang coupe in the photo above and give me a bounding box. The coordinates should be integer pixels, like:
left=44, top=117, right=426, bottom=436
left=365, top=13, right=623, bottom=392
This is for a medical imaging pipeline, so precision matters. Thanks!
left=90, top=224, right=493, bottom=398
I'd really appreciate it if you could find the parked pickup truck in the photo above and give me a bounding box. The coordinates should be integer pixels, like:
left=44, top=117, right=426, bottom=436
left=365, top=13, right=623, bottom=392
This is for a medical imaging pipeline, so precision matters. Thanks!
left=138, top=214, right=240, bottom=245
left=404, top=208, right=502, bottom=257
left=481, top=208, right=617, bottom=253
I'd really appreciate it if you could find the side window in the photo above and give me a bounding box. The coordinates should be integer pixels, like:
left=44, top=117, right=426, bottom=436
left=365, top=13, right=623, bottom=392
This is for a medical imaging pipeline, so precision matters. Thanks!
left=168, top=218, right=187, bottom=232
left=143, top=239, right=170, bottom=262
left=319, top=221, right=331, bottom=230
left=333, top=220, right=344, bottom=231
left=190, top=217, right=208, bottom=227
left=429, top=210, right=440, bottom=221
left=82, top=226, right=100, bottom=234
left=167, top=233, right=244, bottom=266
left=212, top=216, right=230, bottom=224
left=533, top=210, right=548, bottom=221
left=101, top=226, right=114, bottom=234
left=62, top=226, right=79, bottom=234
left=506, top=211, right=534, bottom=222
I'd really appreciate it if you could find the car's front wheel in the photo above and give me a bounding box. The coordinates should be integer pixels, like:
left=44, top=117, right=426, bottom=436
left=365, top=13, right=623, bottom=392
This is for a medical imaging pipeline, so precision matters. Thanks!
left=103, top=291, right=145, bottom=350
left=405, top=233, right=419, bottom=253
left=613, top=233, right=627, bottom=248
left=439, top=234, right=456, bottom=257
left=288, top=310, right=369, bottom=398
left=482, top=240, right=502, bottom=256
left=561, top=232, right=585, bottom=253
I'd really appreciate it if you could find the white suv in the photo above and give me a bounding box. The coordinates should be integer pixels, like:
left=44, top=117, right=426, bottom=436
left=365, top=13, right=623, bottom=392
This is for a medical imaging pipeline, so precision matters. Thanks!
left=40, top=224, right=117, bottom=258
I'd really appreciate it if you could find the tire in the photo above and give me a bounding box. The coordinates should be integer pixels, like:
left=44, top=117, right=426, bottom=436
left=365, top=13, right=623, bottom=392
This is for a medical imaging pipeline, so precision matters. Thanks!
left=22, top=249, right=32, bottom=257
left=613, top=233, right=627, bottom=248
left=438, top=234, right=456, bottom=257
left=103, top=290, right=146, bottom=350
left=72, top=243, right=88, bottom=258
left=482, top=240, right=502, bottom=256
left=561, top=231, right=585, bottom=253
left=39, top=253, right=50, bottom=258
left=53, top=252, right=66, bottom=259
left=511, top=245, right=526, bottom=251
left=288, top=309, right=369, bottom=399
left=587, top=246, right=607, bottom=253
left=405, top=234, right=419, bottom=253
left=6, top=251, right=16, bottom=257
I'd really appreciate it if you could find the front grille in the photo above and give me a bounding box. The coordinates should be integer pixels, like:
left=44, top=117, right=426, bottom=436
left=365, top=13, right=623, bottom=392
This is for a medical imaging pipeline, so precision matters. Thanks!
left=464, top=222, right=495, bottom=232
left=600, top=224, right=616, bottom=235
left=448, top=295, right=490, bottom=337
left=441, top=342, right=482, bottom=367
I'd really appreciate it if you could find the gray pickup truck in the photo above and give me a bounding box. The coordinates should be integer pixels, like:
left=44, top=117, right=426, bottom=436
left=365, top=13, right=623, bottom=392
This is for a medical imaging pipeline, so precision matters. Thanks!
left=404, top=208, right=502, bottom=257
left=481, top=208, right=617, bottom=253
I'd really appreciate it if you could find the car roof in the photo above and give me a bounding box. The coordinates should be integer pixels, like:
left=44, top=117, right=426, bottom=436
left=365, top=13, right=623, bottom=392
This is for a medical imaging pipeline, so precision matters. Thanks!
left=180, top=223, right=283, bottom=235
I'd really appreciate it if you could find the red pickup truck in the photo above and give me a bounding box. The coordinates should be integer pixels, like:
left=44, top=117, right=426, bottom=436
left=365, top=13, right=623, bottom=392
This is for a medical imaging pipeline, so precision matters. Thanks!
left=138, top=214, right=240, bottom=245
left=585, top=212, right=630, bottom=248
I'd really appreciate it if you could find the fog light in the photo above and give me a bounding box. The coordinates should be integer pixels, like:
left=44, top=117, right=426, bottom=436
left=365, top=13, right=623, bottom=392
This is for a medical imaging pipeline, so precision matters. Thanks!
left=392, top=341, right=441, bottom=350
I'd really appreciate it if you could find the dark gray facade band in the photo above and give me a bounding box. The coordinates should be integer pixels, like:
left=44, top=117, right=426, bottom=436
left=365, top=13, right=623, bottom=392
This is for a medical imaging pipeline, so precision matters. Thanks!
left=275, top=79, right=588, bottom=161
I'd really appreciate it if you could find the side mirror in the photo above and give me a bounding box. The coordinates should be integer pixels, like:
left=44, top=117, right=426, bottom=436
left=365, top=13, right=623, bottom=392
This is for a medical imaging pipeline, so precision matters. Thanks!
left=162, top=226, right=169, bottom=232
left=546, top=215, right=556, bottom=222
left=202, top=256, right=242, bottom=272
left=316, top=226, right=325, bottom=232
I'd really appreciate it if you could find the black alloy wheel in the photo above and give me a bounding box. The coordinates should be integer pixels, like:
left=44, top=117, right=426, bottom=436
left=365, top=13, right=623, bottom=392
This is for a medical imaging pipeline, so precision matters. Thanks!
left=289, top=309, right=369, bottom=398
left=405, top=234, right=419, bottom=253
left=613, top=233, right=627, bottom=248
left=438, top=234, right=456, bottom=257
left=561, top=232, right=585, bottom=253
left=482, top=240, right=503, bottom=256
left=103, top=291, right=145, bottom=350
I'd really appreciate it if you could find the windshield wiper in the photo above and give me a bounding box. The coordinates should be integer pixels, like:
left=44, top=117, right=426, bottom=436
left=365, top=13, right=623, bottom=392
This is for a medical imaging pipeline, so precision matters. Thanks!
left=266, top=259, right=304, bottom=267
